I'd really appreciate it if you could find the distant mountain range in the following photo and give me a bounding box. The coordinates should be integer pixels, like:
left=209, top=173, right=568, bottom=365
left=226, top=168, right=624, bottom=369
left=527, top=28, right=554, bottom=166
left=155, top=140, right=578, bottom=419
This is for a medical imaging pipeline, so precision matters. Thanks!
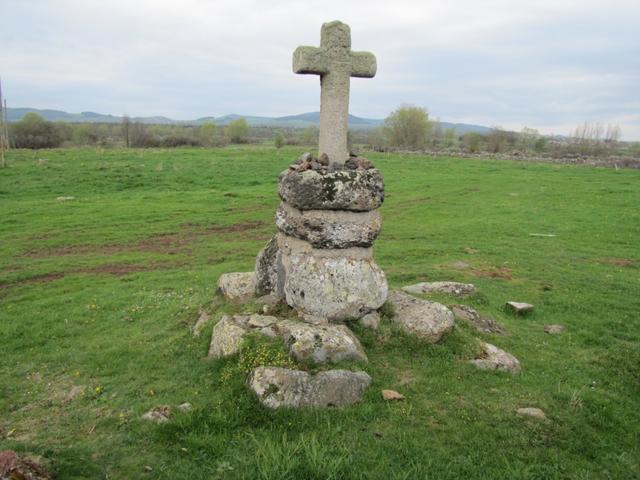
left=6, top=107, right=492, bottom=135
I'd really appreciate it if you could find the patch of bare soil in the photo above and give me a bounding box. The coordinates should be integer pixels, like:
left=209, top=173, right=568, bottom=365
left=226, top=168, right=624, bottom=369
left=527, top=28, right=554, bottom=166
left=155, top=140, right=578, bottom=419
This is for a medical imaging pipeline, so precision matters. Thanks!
left=597, top=257, right=635, bottom=267
left=0, top=273, right=65, bottom=290
left=469, top=267, right=513, bottom=280
left=23, top=221, right=266, bottom=258
left=0, top=262, right=184, bottom=290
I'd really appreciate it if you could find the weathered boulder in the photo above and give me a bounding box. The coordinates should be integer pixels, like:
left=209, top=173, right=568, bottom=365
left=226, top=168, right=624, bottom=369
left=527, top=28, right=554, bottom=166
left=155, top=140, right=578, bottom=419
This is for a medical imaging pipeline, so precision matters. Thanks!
left=450, top=304, right=505, bottom=334
left=208, top=314, right=366, bottom=364
left=388, top=290, right=455, bottom=343
left=402, top=281, right=476, bottom=297
left=217, top=272, right=255, bottom=303
left=275, top=202, right=381, bottom=248
left=275, top=320, right=367, bottom=363
left=278, top=234, right=388, bottom=321
left=255, top=235, right=281, bottom=297
left=469, top=342, right=521, bottom=373
left=247, top=367, right=371, bottom=408
left=278, top=168, right=384, bottom=211
left=208, top=315, right=253, bottom=358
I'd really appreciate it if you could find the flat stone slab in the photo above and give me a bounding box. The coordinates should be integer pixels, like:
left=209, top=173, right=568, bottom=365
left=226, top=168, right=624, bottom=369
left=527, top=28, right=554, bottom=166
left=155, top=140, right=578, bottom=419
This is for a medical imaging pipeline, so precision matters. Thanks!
left=516, top=407, right=547, bottom=420
left=208, top=314, right=367, bottom=364
left=388, top=291, right=455, bottom=343
left=506, top=301, right=534, bottom=313
left=450, top=304, right=505, bottom=334
left=278, top=234, right=387, bottom=321
left=248, top=367, right=371, bottom=408
left=275, top=201, right=381, bottom=248
left=278, top=168, right=384, bottom=211
left=469, top=342, right=521, bottom=374
left=402, top=281, right=476, bottom=297
left=217, top=272, right=255, bottom=304
left=544, top=324, right=565, bottom=334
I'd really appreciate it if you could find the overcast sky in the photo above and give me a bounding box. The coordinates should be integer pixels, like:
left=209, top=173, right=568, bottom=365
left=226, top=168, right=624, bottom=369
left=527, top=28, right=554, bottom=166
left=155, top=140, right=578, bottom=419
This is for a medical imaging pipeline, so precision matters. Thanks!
left=2, top=0, right=639, bottom=139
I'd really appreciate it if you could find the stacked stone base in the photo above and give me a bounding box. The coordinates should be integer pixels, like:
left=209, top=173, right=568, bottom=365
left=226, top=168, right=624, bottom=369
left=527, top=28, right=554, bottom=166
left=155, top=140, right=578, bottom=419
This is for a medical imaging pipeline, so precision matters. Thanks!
left=255, top=154, right=388, bottom=323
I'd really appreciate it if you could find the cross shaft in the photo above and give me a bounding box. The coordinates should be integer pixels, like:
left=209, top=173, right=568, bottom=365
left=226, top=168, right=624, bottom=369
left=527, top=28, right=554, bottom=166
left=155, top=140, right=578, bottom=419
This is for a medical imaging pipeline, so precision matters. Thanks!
left=293, top=21, right=376, bottom=166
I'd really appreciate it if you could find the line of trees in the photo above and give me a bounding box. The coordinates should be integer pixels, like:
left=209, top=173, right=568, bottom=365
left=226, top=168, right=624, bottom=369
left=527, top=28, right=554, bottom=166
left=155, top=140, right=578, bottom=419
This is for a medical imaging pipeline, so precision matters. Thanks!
left=365, top=105, right=630, bottom=158
left=5, top=109, right=636, bottom=160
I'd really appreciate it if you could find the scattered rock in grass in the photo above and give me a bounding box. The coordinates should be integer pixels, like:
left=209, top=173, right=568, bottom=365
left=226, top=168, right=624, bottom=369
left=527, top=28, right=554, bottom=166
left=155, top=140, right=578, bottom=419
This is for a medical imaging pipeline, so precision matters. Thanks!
left=388, top=291, right=454, bottom=343
left=65, top=385, right=85, bottom=402
left=464, top=247, right=478, bottom=254
left=0, top=450, right=52, bottom=480
left=469, top=342, right=521, bottom=374
left=208, top=315, right=249, bottom=358
left=144, top=465, right=153, bottom=472
left=142, top=406, right=171, bottom=423
left=544, top=324, right=565, bottom=334
left=56, top=196, right=75, bottom=201
left=516, top=407, right=547, bottom=420
left=37, top=158, right=48, bottom=166
left=191, top=308, right=211, bottom=337
left=450, top=305, right=505, bottom=334
left=506, top=301, right=534, bottom=314
left=402, top=281, right=476, bottom=297
left=217, top=272, right=256, bottom=304
left=359, top=311, right=381, bottom=329
left=247, top=367, right=371, bottom=408
left=381, top=389, right=405, bottom=401
left=208, top=314, right=367, bottom=364
left=177, top=402, right=193, bottom=413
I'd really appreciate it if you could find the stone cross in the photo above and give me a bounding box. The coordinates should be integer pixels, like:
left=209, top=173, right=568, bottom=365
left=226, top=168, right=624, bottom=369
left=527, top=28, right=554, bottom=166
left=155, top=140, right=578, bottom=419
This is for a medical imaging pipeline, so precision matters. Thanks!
left=293, top=21, right=376, bottom=166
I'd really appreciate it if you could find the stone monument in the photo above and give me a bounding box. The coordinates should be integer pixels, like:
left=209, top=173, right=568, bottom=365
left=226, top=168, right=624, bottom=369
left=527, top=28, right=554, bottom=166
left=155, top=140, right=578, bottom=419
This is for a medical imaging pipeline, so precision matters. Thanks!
left=210, top=21, right=514, bottom=408
left=255, top=20, right=388, bottom=324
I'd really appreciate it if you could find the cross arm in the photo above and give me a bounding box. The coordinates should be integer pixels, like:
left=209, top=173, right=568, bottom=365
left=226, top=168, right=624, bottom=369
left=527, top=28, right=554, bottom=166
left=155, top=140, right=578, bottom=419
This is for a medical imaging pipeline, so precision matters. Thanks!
left=293, top=46, right=328, bottom=74
left=350, top=51, right=377, bottom=78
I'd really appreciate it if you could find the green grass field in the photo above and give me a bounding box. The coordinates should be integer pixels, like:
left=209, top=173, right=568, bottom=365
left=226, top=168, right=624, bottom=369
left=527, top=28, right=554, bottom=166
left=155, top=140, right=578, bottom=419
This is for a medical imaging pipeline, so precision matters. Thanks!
left=1, top=146, right=639, bottom=479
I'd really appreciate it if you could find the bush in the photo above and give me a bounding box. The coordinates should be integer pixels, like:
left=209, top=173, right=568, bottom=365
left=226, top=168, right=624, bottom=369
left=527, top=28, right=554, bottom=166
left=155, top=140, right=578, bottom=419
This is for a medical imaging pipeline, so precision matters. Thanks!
left=384, top=105, right=432, bottom=150
left=274, top=132, right=284, bottom=149
left=225, top=118, right=249, bottom=144
left=11, top=113, right=65, bottom=149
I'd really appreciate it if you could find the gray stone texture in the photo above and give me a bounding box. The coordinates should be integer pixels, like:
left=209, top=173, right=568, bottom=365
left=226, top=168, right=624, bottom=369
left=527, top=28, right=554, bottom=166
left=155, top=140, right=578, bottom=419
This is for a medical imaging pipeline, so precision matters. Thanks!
left=217, top=272, right=255, bottom=304
left=208, top=314, right=367, bottom=365
left=450, top=304, right=505, bottom=334
left=247, top=366, right=371, bottom=408
left=293, top=21, right=376, bottom=165
left=277, top=233, right=388, bottom=321
left=275, top=201, right=381, bottom=248
left=469, top=342, right=521, bottom=374
left=402, top=281, right=476, bottom=297
left=276, top=319, right=367, bottom=363
left=255, top=235, right=281, bottom=297
left=388, top=290, right=455, bottom=343
left=278, top=168, right=384, bottom=211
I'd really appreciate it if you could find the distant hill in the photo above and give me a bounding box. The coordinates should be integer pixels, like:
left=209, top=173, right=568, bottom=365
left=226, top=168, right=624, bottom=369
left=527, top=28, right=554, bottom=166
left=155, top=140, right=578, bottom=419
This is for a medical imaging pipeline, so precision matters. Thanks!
left=7, top=107, right=492, bottom=134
